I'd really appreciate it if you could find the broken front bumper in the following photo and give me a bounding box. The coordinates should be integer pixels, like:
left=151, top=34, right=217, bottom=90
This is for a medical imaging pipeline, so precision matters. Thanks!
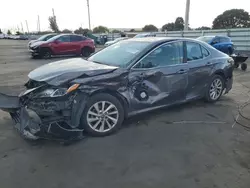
left=0, top=92, right=87, bottom=140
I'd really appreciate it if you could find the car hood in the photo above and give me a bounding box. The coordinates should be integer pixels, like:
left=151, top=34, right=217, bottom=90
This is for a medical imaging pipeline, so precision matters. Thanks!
left=28, top=40, right=38, bottom=45
left=28, top=58, right=118, bottom=86
left=30, top=41, right=47, bottom=48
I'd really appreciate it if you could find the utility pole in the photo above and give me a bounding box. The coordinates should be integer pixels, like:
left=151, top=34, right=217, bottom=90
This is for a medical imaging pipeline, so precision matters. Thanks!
left=37, top=15, right=41, bottom=32
left=184, top=0, right=190, bottom=30
left=25, top=20, right=29, bottom=33
left=21, top=22, right=24, bottom=33
left=86, top=0, right=91, bottom=30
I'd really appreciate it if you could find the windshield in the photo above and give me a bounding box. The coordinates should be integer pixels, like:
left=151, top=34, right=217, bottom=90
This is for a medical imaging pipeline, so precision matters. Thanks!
left=197, top=36, right=214, bottom=43
left=38, top=34, right=55, bottom=41
left=47, top=35, right=60, bottom=42
left=88, top=40, right=150, bottom=68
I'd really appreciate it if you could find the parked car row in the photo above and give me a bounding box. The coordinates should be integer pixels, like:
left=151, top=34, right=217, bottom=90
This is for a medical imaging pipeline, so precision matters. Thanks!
left=0, top=34, right=29, bottom=40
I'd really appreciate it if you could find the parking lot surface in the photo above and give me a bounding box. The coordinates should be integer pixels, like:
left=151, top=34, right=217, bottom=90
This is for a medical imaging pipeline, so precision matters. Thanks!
left=0, top=40, right=250, bottom=188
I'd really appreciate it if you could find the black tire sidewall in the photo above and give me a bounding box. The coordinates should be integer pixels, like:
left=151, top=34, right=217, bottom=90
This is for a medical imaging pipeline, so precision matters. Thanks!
left=81, top=47, right=91, bottom=57
left=241, top=63, right=247, bottom=71
left=205, top=75, right=225, bottom=102
left=41, top=48, right=52, bottom=59
left=81, top=93, right=124, bottom=136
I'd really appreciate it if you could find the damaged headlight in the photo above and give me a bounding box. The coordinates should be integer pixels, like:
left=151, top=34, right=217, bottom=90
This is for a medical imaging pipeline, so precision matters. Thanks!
left=34, top=84, right=80, bottom=98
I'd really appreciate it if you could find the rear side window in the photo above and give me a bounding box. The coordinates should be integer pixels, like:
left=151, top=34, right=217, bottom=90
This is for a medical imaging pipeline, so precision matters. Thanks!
left=57, top=35, right=70, bottom=42
left=186, top=42, right=203, bottom=61
left=71, top=35, right=84, bottom=42
left=201, top=46, right=209, bottom=57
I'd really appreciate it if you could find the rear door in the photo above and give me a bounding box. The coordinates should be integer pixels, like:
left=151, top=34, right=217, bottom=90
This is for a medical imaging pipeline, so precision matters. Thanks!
left=185, top=41, right=213, bottom=99
left=70, top=35, right=86, bottom=54
left=53, top=35, right=73, bottom=55
left=128, top=41, right=189, bottom=111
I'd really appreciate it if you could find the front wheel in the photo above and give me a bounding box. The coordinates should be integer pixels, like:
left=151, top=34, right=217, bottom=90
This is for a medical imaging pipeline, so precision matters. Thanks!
left=81, top=93, right=124, bottom=136
left=41, top=49, right=52, bottom=59
left=205, top=75, right=225, bottom=102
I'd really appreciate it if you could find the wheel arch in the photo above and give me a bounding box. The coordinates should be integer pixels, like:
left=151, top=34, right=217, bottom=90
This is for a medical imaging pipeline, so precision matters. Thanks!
left=90, top=89, right=129, bottom=118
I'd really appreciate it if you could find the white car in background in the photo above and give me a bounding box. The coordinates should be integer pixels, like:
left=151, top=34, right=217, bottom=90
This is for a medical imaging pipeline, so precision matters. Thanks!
left=0, top=34, right=5, bottom=39
left=104, top=37, right=129, bottom=47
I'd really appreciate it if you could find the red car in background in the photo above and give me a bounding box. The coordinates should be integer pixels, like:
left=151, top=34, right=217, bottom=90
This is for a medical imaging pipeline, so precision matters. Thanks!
left=29, top=34, right=95, bottom=58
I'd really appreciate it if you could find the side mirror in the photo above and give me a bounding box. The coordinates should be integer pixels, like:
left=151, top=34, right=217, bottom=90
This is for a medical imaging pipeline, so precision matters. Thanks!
left=54, top=40, right=59, bottom=44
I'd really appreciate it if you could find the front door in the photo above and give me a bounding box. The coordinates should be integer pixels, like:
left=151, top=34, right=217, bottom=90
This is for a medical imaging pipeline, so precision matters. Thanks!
left=52, top=35, right=73, bottom=55
left=128, top=41, right=189, bottom=111
left=185, top=41, right=214, bottom=99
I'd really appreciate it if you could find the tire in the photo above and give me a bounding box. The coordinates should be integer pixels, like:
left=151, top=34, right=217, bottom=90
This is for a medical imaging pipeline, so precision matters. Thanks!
left=81, top=93, right=124, bottom=136
left=241, top=63, right=247, bottom=71
left=234, top=62, right=239, bottom=68
left=205, top=75, right=225, bottom=102
left=41, top=48, right=52, bottom=59
left=81, top=47, right=92, bottom=57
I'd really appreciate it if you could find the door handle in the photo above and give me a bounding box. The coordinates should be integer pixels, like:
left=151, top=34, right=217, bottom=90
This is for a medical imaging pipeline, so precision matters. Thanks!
left=176, top=69, right=187, bottom=74
left=206, top=62, right=212, bottom=65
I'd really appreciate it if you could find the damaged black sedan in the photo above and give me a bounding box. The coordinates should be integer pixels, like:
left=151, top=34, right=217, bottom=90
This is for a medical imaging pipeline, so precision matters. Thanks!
left=0, top=37, right=233, bottom=140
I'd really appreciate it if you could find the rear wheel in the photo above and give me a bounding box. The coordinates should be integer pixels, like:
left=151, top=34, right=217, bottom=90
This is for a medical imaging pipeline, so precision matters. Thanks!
left=81, top=93, right=124, bottom=136
left=205, top=75, right=225, bottom=102
left=81, top=47, right=92, bottom=57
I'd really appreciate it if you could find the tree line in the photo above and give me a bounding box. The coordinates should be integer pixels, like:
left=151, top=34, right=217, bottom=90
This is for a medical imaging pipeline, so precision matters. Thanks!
left=2, top=9, right=250, bottom=35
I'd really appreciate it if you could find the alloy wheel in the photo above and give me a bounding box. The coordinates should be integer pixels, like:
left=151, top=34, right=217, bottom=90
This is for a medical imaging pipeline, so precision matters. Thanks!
left=209, top=78, right=223, bottom=100
left=87, top=101, right=119, bottom=133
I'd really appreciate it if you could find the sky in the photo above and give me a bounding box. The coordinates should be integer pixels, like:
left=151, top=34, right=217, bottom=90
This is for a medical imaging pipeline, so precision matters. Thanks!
left=1, top=0, right=250, bottom=32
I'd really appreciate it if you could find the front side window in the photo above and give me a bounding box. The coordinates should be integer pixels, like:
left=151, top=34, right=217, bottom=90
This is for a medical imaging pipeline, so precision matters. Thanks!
left=186, top=42, right=203, bottom=61
left=57, top=35, right=70, bottom=42
left=134, top=42, right=184, bottom=69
